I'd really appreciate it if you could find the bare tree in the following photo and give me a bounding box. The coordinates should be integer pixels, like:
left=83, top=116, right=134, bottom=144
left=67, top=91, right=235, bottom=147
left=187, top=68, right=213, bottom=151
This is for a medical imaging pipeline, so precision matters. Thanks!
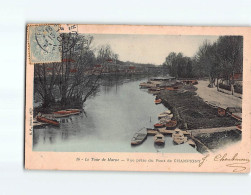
left=34, top=33, right=102, bottom=109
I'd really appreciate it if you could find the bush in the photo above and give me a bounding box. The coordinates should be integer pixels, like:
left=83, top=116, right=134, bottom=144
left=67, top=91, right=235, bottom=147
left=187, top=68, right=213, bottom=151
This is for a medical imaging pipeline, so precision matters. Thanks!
left=234, top=84, right=242, bottom=94
left=219, top=83, right=231, bottom=91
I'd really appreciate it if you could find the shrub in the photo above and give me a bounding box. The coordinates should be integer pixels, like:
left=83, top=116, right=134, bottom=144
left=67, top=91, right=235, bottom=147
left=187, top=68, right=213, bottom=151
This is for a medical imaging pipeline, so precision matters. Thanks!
left=234, top=84, right=242, bottom=94
left=219, top=83, right=231, bottom=91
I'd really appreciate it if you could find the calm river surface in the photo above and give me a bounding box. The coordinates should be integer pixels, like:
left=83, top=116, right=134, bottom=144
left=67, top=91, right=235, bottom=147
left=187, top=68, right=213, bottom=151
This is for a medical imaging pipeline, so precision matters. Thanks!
left=33, top=78, right=197, bottom=153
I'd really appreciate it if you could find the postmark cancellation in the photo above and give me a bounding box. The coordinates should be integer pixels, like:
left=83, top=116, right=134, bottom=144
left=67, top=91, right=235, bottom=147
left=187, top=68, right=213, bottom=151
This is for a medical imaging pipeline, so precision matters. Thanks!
left=27, top=24, right=61, bottom=64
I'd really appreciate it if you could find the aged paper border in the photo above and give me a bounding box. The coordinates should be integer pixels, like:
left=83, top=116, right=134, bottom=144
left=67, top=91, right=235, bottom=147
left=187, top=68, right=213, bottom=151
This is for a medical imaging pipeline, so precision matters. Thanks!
left=25, top=24, right=251, bottom=173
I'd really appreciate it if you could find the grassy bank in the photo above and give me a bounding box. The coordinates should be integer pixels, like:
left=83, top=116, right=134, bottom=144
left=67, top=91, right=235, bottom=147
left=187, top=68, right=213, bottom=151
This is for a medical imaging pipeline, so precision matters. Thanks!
left=195, top=130, right=241, bottom=151
left=158, top=85, right=238, bottom=130
left=157, top=85, right=241, bottom=152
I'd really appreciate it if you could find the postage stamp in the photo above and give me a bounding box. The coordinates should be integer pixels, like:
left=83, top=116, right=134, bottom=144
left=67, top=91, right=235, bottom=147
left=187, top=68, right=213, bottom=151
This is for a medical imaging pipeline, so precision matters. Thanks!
left=25, top=24, right=251, bottom=173
left=28, top=24, right=61, bottom=63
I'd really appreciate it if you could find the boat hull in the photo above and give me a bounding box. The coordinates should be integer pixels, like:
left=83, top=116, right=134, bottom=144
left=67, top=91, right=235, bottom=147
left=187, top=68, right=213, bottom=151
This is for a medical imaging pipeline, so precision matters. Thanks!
left=172, top=130, right=187, bottom=145
left=155, top=99, right=162, bottom=104
left=147, top=128, right=159, bottom=136
left=154, top=133, right=165, bottom=145
left=154, top=123, right=165, bottom=128
left=37, top=116, right=60, bottom=127
left=131, top=128, right=147, bottom=145
left=165, top=120, right=177, bottom=130
left=154, top=140, right=165, bottom=145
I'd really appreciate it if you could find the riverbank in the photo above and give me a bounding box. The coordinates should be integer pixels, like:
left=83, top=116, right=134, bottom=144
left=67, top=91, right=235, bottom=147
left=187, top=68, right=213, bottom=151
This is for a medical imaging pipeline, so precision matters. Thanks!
left=158, top=85, right=239, bottom=130
left=157, top=81, right=241, bottom=152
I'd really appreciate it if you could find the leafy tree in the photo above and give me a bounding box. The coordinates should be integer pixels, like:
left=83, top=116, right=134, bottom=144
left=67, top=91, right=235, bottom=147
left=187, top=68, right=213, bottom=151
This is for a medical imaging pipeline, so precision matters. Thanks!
left=163, top=36, right=243, bottom=88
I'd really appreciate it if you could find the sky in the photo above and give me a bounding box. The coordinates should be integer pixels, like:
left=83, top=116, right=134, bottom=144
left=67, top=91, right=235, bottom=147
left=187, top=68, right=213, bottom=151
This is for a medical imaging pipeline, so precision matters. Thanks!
left=90, top=34, right=219, bottom=65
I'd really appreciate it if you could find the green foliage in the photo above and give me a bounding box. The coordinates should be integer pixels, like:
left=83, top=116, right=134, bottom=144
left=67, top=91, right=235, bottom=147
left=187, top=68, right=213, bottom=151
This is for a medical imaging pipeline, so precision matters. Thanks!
left=163, top=52, right=194, bottom=78
left=219, top=83, right=231, bottom=91
left=163, top=36, right=243, bottom=81
left=234, top=83, right=242, bottom=94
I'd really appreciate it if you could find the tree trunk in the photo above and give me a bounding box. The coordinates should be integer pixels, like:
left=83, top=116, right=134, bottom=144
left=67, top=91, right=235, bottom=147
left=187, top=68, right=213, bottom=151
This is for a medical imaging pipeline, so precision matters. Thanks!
left=231, top=71, right=234, bottom=95
left=217, top=77, right=219, bottom=91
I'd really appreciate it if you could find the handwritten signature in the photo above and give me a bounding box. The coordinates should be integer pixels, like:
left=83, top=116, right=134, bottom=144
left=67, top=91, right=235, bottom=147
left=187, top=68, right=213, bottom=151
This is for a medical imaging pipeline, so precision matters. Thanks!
left=199, top=153, right=250, bottom=172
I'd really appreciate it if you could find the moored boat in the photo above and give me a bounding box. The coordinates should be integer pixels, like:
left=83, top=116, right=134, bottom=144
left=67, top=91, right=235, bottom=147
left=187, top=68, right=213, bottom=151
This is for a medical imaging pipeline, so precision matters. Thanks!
left=152, top=91, right=160, bottom=95
left=154, top=123, right=165, bottom=128
left=53, top=109, right=80, bottom=115
left=53, top=109, right=80, bottom=117
left=149, top=87, right=161, bottom=91
left=139, top=82, right=147, bottom=87
left=159, top=117, right=171, bottom=124
left=147, top=128, right=159, bottom=135
left=165, top=120, right=177, bottom=130
left=154, top=133, right=165, bottom=145
left=53, top=113, right=73, bottom=118
left=236, top=124, right=242, bottom=131
left=172, top=129, right=187, bottom=145
left=231, top=113, right=242, bottom=121
left=131, top=128, right=147, bottom=145
left=155, top=99, right=162, bottom=104
left=33, top=119, right=47, bottom=128
left=139, top=81, right=155, bottom=88
left=164, top=110, right=171, bottom=114
left=53, top=110, right=71, bottom=115
left=158, top=112, right=173, bottom=119
left=158, top=128, right=173, bottom=135
left=66, top=109, right=81, bottom=113
left=36, top=116, right=60, bottom=127
left=165, top=86, right=179, bottom=91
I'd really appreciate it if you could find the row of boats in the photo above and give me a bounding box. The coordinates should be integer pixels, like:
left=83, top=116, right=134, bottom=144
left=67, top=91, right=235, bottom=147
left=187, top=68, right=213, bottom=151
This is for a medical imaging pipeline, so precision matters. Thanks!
left=139, top=79, right=181, bottom=95
left=34, top=109, right=81, bottom=127
left=131, top=126, right=195, bottom=147
left=131, top=109, right=195, bottom=147
left=131, top=79, right=198, bottom=148
left=140, top=78, right=199, bottom=97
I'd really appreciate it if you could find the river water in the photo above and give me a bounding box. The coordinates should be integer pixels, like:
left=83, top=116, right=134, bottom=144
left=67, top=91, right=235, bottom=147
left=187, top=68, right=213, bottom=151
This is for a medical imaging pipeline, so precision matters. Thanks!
left=33, top=78, right=197, bottom=153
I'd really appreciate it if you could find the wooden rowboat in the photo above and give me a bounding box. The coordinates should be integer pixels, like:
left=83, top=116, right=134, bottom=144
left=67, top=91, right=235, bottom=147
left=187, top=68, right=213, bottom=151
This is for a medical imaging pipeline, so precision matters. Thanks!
left=158, top=111, right=170, bottom=118
left=172, top=129, right=187, bottom=145
left=66, top=109, right=80, bottom=112
left=155, top=99, right=162, bottom=104
left=154, top=133, right=165, bottom=145
left=154, top=123, right=165, bottom=128
left=36, top=116, right=60, bottom=127
left=158, top=113, right=173, bottom=119
left=236, top=125, right=242, bottom=131
left=158, top=128, right=173, bottom=135
left=131, top=128, right=147, bottom=145
left=53, top=109, right=80, bottom=117
left=147, top=128, right=159, bottom=135
left=165, top=120, right=177, bottom=130
left=139, top=82, right=154, bottom=88
left=53, top=109, right=80, bottom=115
left=159, top=117, right=171, bottom=124
left=231, top=113, right=242, bottom=121
left=53, top=110, right=71, bottom=115
left=152, top=91, right=160, bottom=95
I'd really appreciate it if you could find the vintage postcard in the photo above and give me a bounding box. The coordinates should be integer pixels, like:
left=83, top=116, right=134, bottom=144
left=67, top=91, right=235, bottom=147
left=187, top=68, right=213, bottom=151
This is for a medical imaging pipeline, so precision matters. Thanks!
left=25, top=24, right=251, bottom=173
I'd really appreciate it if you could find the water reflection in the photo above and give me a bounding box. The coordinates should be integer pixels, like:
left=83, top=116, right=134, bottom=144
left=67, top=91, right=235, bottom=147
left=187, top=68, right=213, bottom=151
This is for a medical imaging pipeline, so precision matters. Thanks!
left=33, top=78, right=197, bottom=153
